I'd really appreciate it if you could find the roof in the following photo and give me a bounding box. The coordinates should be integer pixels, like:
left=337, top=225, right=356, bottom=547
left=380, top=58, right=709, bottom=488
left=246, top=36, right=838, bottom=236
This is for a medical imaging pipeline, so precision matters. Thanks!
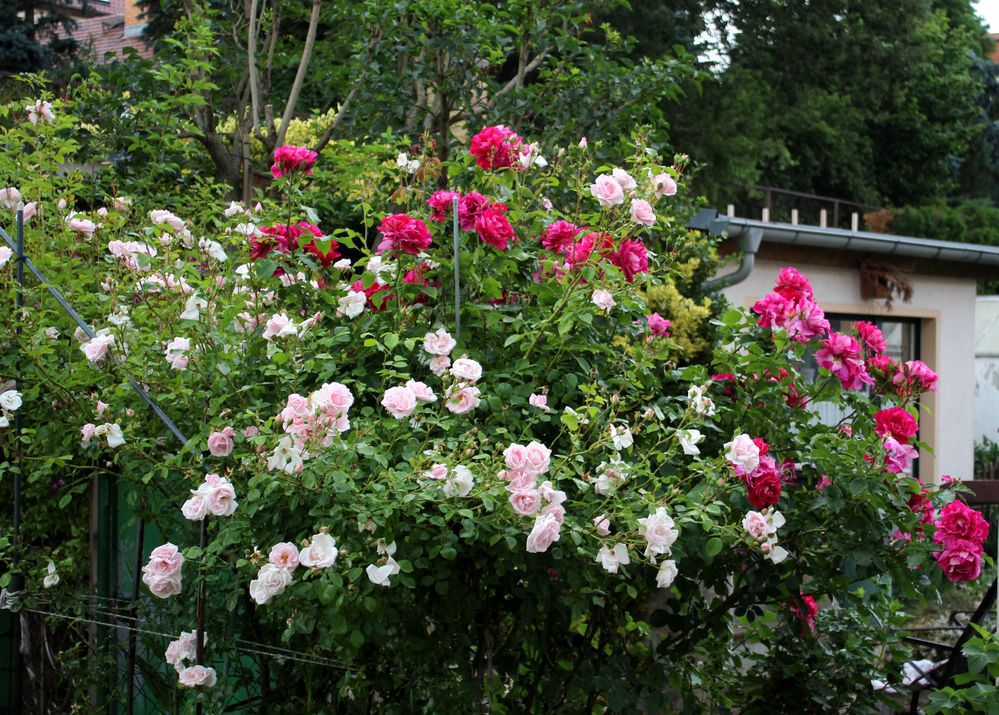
left=691, top=210, right=999, bottom=267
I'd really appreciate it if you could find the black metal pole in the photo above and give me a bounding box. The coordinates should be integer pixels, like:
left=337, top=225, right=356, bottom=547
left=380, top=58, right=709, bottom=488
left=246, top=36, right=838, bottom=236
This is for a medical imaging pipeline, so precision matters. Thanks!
left=195, top=519, right=207, bottom=715
left=10, top=205, right=25, bottom=714
left=124, top=518, right=144, bottom=715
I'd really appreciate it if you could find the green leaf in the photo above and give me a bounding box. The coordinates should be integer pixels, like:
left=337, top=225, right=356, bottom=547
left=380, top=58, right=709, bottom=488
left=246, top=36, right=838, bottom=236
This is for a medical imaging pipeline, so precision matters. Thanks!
left=255, top=259, right=278, bottom=279
left=383, top=333, right=399, bottom=350
left=705, top=537, right=723, bottom=558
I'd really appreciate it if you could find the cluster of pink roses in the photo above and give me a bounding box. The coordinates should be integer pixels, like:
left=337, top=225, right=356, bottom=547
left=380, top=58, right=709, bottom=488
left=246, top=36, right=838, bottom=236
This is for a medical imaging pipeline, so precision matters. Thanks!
left=382, top=380, right=437, bottom=419
left=932, top=500, right=990, bottom=582
left=108, top=239, right=157, bottom=271
left=874, top=407, right=920, bottom=474
left=270, top=144, right=318, bottom=179
left=538, top=219, right=649, bottom=282
left=742, top=507, right=789, bottom=564
left=181, top=473, right=238, bottom=521
left=498, top=441, right=566, bottom=552
left=165, top=631, right=216, bottom=688
left=249, top=533, right=339, bottom=604
left=752, top=267, right=831, bottom=345
left=468, top=125, right=524, bottom=171
left=142, top=543, right=184, bottom=598
left=277, top=381, right=355, bottom=448
left=588, top=166, right=676, bottom=227
left=426, top=189, right=515, bottom=251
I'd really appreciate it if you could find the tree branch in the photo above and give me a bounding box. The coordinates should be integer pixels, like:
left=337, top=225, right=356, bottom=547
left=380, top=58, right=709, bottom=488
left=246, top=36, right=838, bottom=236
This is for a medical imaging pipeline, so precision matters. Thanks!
left=493, top=45, right=551, bottom=100
left=245, top=0, right=262, bottom=133
left=274, top=0, right=322, bottom=149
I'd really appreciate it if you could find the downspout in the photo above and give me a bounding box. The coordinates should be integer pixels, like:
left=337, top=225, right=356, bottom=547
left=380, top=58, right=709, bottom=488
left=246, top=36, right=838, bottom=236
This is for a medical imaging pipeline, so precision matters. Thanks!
left=702, top=223, right=763, bottom=291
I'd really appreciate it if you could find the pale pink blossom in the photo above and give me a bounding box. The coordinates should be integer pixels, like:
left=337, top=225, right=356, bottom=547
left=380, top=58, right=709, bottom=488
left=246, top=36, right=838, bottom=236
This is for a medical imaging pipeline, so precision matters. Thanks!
left=445, top=385, right=480, bottom=414
left=425, top=463, right=449, bottom=480
left=429, top=355, right=451, bottom=376
left=22, top=202, right=37, bottom=222
left=268, top=542, right=300, bottom=571
left=164, top=631, right=198, bottom=672
left=612, top=168, right=637, bottom=191
left=299, top=533, right=337, bottom=568
left=405, top=380, right=437, bottom=403
left=656, top=560, right=678, bottom=588
left=529, top=393, right=551, bottom=411
left=164, top=337, right=190, bottom=370
left=443, top=465, right=474, bottom=497
left=724, top=434, right=760, bottom=473
left=207, top=427, right=235, bottom=457
left=67, top=217, right=96, bottom=235
left=26, top=99, right=54, bottom=125
left=262, top=313, right=297, bottom=340
left=81, top=334, right=114, bottom=363
left=630, top=199, right=656, bottom=226
left=201, top=473, right=237, bottom=516
left=509, top=488, right=542, bottom=515
left=249, top=563, right=292, bottom=604
left=526, top=513, right=561, bottom=553
left=589, top=174, right=625, bottom=207
left=366, top=557, right=400, bottom=587
left=178, top=665, right=217, bottom=688
left=524, top=441, right=552, bottom=474
left=593, top=514, right=611, bottom=536
left=504, top=443, right=529, bottom=472
left=0, top=187, right=22, bottom=210
left=80, top=423, right=97, bottom=447
left=382, top=386, right=418, bottom=419
left=638, top=507, right=679, bottom=560
left=652, top=173, right=677, bottom=197
left=450, top=358, right=483, bottom=383
left=591, top=289, right=615, bottom=313
left=742, top=511, right=769, bottom=541
left=0, top=246, right=12, bottom=269
left=181, top=493, right=208, bottom=521
left=423, top=328, right=457, bottom=356
left=596, top=543, right=630, bottom=573
left=538, top=480, right=566, bottom=505
left=142, top=543, right=183, bottom=598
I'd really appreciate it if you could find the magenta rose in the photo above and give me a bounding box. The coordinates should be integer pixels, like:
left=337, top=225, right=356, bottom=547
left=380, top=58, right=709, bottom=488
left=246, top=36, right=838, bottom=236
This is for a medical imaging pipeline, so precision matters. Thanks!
left=747, top=471, right=782, bottom=509
left=469, top=125, right=523, bottom=171
left=475, top=208, right=515, bottom=251
left=606, top=238, right=649, bottom=281
left=376, top=214, right=433, bottom=255
left=934, top=539, right=984, bottom=582
left=270, top=145, right=317, bottom=179
left=935, top=501, right=990, bottom=545
left=874, top=407, right=918, bottom=444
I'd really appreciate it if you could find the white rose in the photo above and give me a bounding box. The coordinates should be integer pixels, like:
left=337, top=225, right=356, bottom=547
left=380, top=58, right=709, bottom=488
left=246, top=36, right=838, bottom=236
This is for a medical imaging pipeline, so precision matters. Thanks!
left=450, top=358, right=483, bottom=383
left=0, top=390, right=22, bottom=412
left=299, top=533, right=338, bottom=569
left=443, top=465, right=474, bottom=497
left=656, top=560, right=678, bottom=588
left=249, top=563, right=293, bottom=605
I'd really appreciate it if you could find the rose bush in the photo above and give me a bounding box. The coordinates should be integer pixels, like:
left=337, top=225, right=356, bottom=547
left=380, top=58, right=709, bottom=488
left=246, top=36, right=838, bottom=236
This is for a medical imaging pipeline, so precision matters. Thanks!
left=0, top=94, right=991, bottom=713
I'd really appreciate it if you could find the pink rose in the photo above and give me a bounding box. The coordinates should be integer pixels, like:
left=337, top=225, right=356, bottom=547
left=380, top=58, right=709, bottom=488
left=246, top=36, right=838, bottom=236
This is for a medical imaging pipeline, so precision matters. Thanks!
left=80, top=423, right=96, bottom=447
left=504, top=443, right=529, bottom=471
left=450, top=358, right=483, bottom=383
left=270, top=144, right=317, bottom=179
left=504, top=469, right=537, bottom=491
left=268, top=542, right=300, bottom=571
left=202, top=474, right=237, bottom=516
left=405, top=380, right=437, bottom=403
left=178, top=665, right=217, bottom=688
left=427, top=190, right=461, bottom=221
left=382, top=386, right=418, bottom=419
left=529, top=393, right=550, bottom=411
left=426, top=463, right=449, bottom=480
left=524, top=441, right=552, bottom=475
left=934, top=539, right=984, bottom=582
left=469, top=125, right=523, bottom=171
left=207, top=427, right=235, bottom=457
left=68, top=217, right=96, bottom=235
left=538, top=480, right=565, bottom=505
left=142, top=543, right=184, bottom=598
left=475, top=208, right=515, bottom=251
left=935, top=501, right=990, bottom=545
left=652, top=172, right=677, bottom=197
left=81, top=334, right=115, bottom=363
left=725, top=434, right=761, bottom=473
left=612, top=168, right=637, bottom=191
left=542, top=220, right=583, bottom=254
left=638, top=507, right=679, bottom=558
left=181, top=493, right=208, bottom=521
left=646, top=312, right=672, bottom=337
left=249, top=563, right=292, bottom=604
left=509, top=488, right=542, bottom=515
left=815, top=333, right=873, bottom=390
left=445, top=385, right=480, bottom=414
left=629, top=199, right=656, bottom=226
left=377, top=214, right=433, bottom=255
left=742, top=510, right=769, bottom=541
left=591, top=289, right=615, bottom=313
left=589, top=174, right=625, bottom=207
left=593, top=514, right=611, bottom=536
left=543, top=503, right=565, bottom=524
left=299, top=533, right=337, bottom=568
left=429, top=355, right=451, bottom=376
left=605, top=238, right=649, bottom=281
left=423, top=328, right=456, bottom=356
left=526, top=513, right=561, bottom=553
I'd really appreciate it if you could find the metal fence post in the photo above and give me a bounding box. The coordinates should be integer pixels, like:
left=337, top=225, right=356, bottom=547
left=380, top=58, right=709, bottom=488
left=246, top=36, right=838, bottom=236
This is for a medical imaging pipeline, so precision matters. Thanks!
left=11, top=203, right=25, bottom=715
left=452, top=196, right=461, bottom=342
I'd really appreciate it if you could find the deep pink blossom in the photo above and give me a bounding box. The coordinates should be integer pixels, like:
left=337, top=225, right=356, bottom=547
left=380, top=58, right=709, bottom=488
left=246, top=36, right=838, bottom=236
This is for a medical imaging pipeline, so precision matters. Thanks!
left=874, top=407, right=918, bottom=444
left=606, top=238, right=649, bottom=281
left=271, top=145, right=317, bottom=179
left=377, top=214, right=433, bottom=255
left=773, top=267, right=814, bottom=302
left=814, top=332, right=873, bottom=390
left=475, top=209, right=515, bottom=251
left=427, top=190, right=461, bottom=222
left=935, top=501, right=990, bottom=545
left=542, top=220, right=584, bottom=254
left=855, top=321, right=886, bottom=353
left=469, top=125, right=523, bottom=171
left=646, top=313, right=672, bottom=337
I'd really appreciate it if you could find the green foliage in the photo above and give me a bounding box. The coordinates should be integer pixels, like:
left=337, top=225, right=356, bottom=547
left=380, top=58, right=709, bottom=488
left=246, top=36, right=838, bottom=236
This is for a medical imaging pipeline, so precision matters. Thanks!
left=927, top=625, right=999, bottom=715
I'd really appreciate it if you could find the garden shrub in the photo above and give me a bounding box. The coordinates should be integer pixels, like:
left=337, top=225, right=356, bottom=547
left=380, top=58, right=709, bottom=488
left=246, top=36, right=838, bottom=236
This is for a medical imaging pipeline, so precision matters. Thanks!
left=0, top=94, right=992, bottom=713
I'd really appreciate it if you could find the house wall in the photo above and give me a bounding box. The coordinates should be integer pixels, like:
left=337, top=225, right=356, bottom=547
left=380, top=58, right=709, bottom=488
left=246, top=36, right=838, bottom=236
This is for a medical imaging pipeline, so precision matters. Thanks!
left=722, top=257, right=978, bottom=484
left=976, top=297, right=999, bottom=447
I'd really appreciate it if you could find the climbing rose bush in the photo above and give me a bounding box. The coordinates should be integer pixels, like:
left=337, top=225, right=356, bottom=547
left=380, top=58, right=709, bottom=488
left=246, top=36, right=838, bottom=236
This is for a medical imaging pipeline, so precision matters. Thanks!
left=0, top=109, right=990, bottom=713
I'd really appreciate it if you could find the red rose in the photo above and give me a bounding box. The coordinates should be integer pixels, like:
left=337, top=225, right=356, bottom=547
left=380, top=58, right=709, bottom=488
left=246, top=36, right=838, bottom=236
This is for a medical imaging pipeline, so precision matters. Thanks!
left=376, top=214, right=433, bottom=255
left=542, top=220, right=584, bottom=254
left=773, top=266, right=813, bottom=302
left=427, top=190, right=461, bottom=222
left=475, top=209, right=515, bottom=251
left=747, top=471, right=782, bottom=508
left=271, top=144, right=317, bottom=179
left=457, top=191, right=493, bottom=231
left=874, top=407, right=918, bottom=444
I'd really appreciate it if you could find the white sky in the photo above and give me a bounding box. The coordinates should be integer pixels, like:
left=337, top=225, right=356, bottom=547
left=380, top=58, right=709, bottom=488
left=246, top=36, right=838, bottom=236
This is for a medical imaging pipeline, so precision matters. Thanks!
left=976, top=0, right=999, bottom=32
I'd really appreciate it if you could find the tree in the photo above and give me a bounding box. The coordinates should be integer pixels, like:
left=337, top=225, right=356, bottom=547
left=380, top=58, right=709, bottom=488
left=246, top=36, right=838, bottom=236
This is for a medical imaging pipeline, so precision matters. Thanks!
left=0, top=0, right=79, bottom=73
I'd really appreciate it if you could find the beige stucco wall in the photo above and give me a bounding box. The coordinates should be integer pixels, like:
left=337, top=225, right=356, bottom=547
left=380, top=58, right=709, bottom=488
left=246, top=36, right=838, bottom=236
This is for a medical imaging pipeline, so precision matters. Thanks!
left=721, top=258, right=977, bottom=483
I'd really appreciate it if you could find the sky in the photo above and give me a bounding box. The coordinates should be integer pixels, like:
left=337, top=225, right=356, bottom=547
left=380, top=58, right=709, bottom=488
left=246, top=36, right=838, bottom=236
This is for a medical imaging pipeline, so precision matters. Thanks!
left=977, top=0, right=999, bottom=32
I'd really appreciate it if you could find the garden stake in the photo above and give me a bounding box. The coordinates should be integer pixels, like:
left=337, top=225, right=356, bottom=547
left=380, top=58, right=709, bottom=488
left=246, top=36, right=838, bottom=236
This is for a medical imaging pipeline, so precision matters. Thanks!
left=125, top=518, right=144, bottom=715
left=452, top=195, right=461, bottom=341
left=195, top=519, right=208, bottom=715
left=11, top=204, right=24, bottom=715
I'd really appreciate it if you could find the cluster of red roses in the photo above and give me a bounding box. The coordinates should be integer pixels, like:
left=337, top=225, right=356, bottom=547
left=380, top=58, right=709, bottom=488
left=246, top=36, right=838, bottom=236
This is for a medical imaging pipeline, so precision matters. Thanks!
left=426, top=190, right=515, bottom=251
left=540, top=220, right=649, bottom=282
left=248, top=220, right=340, bottom=270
